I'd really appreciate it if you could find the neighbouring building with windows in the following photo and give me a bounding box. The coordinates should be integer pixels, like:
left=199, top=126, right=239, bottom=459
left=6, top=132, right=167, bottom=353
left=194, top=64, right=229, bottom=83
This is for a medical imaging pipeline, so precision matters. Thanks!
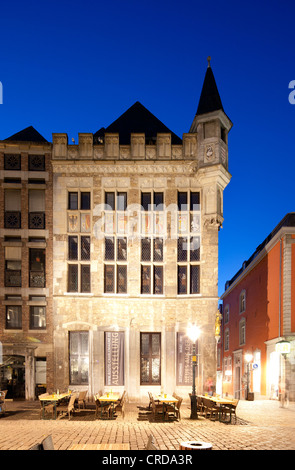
left=0, top=127, right=53, bottom=399
left=219, top=213, right=295, bottom=402
left=0, top=60, right=232, bottom=401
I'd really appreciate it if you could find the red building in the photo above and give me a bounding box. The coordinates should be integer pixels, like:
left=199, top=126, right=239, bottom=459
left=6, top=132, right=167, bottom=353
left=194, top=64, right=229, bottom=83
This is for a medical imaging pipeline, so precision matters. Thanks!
left=219, top=213, right=295, bottom=401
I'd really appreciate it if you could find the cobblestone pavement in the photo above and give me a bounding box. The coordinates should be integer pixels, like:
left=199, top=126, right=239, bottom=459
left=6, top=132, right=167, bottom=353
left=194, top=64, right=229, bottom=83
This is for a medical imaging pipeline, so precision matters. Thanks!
left=0, top=398, right=294, bottom=451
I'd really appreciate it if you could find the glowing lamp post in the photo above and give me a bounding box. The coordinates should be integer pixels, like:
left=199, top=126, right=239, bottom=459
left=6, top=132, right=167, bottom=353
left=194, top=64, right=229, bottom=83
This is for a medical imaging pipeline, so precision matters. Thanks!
left=275, top=339, right=290, bottom=357
left=187, top=324, right=200, bottom=420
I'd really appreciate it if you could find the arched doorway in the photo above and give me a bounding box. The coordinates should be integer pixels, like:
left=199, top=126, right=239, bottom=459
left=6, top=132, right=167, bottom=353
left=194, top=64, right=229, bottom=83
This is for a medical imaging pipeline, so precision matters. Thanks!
left=0, top=355, right=25, bottom=399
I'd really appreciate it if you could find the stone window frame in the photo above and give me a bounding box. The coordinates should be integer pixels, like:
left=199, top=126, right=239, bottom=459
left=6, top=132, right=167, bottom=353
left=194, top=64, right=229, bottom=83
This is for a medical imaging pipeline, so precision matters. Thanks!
left=103, top=191, right=128, bottom=295
left=67, top=189, right=92, bottom=294
left=177, top=190, right=201, bottom=296
left=69, top=331, right=89, bottom=385
left=140, top=332, right=161, bottom=386
left=5, top=304, right=22, bottom=330
left=140, top=191, right=165, bottom=296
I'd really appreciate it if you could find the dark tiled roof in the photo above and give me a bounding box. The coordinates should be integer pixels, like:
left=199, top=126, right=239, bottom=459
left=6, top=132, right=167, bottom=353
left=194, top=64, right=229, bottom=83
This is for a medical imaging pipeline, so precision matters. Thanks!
left=93, top=101, right=182, bottom=145
left=196, top=65, right=224, bottom=116
left=225, top=212, right=295, bottom=291
left=4, top=126, right=48, bottom=143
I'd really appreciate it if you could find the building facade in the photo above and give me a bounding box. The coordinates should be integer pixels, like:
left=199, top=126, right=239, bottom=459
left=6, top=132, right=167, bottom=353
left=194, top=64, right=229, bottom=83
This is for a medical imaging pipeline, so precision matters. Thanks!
left=0, top=127, right=54, bottom=399
left=0, top=61, right=232, bottom=401
left=219, top=214, right=295, bottom=402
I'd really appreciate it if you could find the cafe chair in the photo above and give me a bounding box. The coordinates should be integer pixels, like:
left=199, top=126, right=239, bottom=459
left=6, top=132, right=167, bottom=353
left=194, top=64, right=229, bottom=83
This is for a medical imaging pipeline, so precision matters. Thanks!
left=220, top=399, right=239, bottom=424
left=94, top=395, right=111, bottom=419
left=29, top=443, right=43, bottom=450
left=0, top=391, right=7, bottom=415
left=57, top=394, right=76, bottom=420
left=166, top=395, right=183, bottom=420
left=29, top=435, right=54, bottom=450
left=151, top=396, right=165, bottom=421
left=114, top=391, right=126, bottom=419
left=197, top=396, right=205, bottom=416
left=41, top=435, right=55, bottom=450
left=77, top=390, right=88, bottom=411
left=146, top=435, right=158, bottom=450
left=202, top=397, right=219, bottom=420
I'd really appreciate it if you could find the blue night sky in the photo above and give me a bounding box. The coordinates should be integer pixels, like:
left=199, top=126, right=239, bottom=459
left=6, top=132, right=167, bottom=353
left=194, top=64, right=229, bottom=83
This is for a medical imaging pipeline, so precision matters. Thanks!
left=0, top=0, right=294, bottom=297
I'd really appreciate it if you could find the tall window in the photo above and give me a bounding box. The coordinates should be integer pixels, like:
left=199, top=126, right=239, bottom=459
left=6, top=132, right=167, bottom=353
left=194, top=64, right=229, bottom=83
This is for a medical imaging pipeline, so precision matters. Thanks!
left=140, top=192, right=164, bottom=295
left=4, top=189, right=21, bottom=228
left=177, top=191, right=201, bottom=294
left=6, top=305, right=22, bottom=329
left=67, top=191, right=91, bottom=293
left=223, top=356, right=232, bottom=382
left=224, top=328, right=229, bottom=352
left=224, top=305, right=229, bottom=323
left=28, top=190, right=45, bottom=229
left=29, top=296, right=46, bottom=329
left=140, top=333, right=161, bottom=385
left=104, top=192, right=127, bottom=294
left=239, top=290, right=246, bottom=313
left=239, top=318, right=246, bottom=346
left=69, top=331, right=89, bottom=385
left=29, top=248, right=45, bottom=288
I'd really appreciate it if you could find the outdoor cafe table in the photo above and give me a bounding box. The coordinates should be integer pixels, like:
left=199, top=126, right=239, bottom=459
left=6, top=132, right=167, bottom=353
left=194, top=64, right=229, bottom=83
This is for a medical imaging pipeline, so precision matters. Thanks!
left=155, top=394, right=178, bottom=420
left=99, top=392, right=120, bottom=419
left=39, top=392, right=71, bottom=420
left=199, top=395, right=236, bottom=421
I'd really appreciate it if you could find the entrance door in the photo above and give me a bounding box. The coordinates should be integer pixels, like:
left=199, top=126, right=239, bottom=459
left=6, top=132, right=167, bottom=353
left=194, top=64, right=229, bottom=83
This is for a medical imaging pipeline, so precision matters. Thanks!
left=0, top=355, right=25, bottom=399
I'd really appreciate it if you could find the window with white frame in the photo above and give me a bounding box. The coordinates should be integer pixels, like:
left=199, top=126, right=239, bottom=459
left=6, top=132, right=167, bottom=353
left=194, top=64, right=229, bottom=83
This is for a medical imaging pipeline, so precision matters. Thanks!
left=239, top=317, right=246, bottom=346
left=239, top=290, right=246, bottom=313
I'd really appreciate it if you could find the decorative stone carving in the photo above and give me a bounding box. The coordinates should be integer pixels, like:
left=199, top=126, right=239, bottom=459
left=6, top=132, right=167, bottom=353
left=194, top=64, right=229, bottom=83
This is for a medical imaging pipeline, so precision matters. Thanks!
left=120, top=146, right=131, bottom=160
left=172, top=146, right=182, bottom=160
left=93, top=146, right=104, bottom=160
left=205, top=144, right=214, bottom=162
left=146, top=146, right=156, bottom=160
left=67, top=146, right=79, bottom=160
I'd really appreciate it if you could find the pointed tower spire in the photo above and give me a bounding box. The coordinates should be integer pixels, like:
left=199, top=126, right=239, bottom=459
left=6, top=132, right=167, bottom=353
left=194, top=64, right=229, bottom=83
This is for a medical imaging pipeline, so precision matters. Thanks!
left=196, top=57, right=224, bottom=116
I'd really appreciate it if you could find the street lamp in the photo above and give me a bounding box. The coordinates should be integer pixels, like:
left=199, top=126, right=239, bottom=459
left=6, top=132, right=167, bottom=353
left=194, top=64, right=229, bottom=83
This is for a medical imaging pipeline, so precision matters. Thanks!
left=187, top=323, right=200, bottom=419
left=244, top=353, right=253, bottom=400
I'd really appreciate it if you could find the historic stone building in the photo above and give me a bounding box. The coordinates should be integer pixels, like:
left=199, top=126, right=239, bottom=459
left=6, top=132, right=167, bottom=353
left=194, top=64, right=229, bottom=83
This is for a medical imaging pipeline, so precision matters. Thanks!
left=0, top=127, right=54, bottom=399
left=51, top=61, right=232, bottom=401
left=0, top=60, right=232, bottom=401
